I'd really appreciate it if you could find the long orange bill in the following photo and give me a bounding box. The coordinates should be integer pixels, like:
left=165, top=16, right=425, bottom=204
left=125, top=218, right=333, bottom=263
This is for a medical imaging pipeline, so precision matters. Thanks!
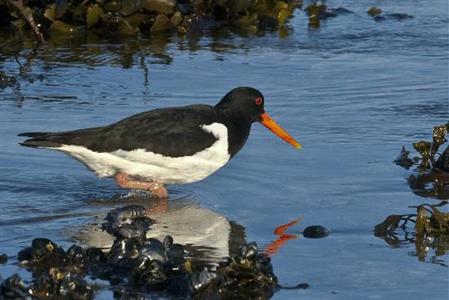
left=259, top=112, right=302, bottom=149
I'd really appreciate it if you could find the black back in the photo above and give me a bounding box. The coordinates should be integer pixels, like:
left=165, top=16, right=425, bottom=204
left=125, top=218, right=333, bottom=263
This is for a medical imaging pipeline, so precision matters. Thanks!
left=20, top=105, right=220, bottom=158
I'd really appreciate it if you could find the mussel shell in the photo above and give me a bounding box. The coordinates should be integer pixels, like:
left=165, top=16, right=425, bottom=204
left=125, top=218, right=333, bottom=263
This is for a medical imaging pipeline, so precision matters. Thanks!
left=140, top=238, right=167, bottom=263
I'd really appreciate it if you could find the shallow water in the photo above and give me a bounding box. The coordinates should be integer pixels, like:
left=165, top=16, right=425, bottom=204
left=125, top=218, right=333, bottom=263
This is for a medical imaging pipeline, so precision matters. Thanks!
left=1, top=0, right=448, bottom=298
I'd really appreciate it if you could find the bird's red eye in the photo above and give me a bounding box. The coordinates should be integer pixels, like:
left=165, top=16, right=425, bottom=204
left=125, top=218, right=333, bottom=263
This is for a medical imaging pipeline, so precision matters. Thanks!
left=255, top=97, right=263, bottom=106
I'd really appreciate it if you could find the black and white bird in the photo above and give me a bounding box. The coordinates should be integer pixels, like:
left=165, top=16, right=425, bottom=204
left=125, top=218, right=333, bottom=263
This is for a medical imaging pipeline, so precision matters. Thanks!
left=19, top=87, right=301, bottom=198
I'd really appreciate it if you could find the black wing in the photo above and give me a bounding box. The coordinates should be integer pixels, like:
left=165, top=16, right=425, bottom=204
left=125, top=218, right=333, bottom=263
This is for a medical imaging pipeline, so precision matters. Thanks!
left=19, top=105, right=221, bottom=157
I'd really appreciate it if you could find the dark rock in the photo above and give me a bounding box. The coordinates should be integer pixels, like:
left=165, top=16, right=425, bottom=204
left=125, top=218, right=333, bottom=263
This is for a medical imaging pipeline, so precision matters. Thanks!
left=143, top=0, right=176, bottom=15
left=151, top=14, right=172, bottom=32
left=303, top=225, right=330, bottom=238
left=259, top=15, right=278, bottom=30
left=0, top=274, right=31, bottom=299
left=0, top=254, right=7, bottom=264
left=170, top=11, right=183, bottom=26
left=176, top=1, right=193, bottom=14
left=120, top=0, right=143, bottom=16
left=367, top=7, right=382, bottom=17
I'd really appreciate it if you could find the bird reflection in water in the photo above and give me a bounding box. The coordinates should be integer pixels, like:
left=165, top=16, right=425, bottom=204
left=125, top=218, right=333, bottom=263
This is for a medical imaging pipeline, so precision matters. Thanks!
left=76, top=193, right=246, bottom=264
left=77, top=192, right=301, bottom=263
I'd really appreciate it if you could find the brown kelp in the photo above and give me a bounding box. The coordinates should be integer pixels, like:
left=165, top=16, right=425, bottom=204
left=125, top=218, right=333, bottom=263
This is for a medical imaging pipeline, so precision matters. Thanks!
left=375, top=202, right=449, bottom=266
left=378, top=123, right=449, bottom=265
left=0, top=0, right=303, bottom=42
left=394, top=122, right=449, bottom=200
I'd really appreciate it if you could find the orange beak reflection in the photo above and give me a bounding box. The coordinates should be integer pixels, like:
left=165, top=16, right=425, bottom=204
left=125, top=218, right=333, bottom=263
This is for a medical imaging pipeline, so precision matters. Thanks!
left=259, top=112, right=302, bottom=149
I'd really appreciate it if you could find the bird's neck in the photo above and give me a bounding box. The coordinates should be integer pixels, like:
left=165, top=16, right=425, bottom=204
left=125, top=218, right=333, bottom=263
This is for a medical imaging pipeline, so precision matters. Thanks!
left=217, top=109, right=252, bottom=157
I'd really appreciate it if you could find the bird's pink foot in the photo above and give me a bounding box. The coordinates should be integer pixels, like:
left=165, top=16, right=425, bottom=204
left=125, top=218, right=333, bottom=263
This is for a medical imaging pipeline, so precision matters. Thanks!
left=115, top=172, right=168, bottom=199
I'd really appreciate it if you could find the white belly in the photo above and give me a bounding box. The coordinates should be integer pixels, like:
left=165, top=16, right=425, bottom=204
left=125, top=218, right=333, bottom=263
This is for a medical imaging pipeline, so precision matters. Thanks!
left=52, top=123, right=231, bottom=184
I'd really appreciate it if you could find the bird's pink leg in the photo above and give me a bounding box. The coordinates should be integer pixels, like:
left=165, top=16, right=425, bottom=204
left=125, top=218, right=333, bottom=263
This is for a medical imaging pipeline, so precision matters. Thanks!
left=114, top=172, right=168, bottom=199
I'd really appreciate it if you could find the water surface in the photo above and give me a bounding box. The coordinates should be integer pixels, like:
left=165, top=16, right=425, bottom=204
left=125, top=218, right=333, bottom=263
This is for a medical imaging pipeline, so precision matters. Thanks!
left=0, top=0, right=448, bottom=298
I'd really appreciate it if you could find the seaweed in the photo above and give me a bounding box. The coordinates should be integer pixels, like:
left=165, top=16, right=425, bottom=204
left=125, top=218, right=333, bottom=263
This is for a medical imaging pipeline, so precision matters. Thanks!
left=0, top=0, right=302, bottom=41
left=394, top=122, right=449, bottom=200
left=375, top=202, right=449, bottom=265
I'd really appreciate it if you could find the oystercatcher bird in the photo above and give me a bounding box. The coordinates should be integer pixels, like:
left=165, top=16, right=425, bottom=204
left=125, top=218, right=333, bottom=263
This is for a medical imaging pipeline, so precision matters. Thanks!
left=19, top=87, right=300, bottom=198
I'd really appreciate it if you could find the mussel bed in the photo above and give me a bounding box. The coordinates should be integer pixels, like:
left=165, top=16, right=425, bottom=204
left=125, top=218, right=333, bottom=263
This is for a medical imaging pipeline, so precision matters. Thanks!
left=0, top=205, right=280, bottom=299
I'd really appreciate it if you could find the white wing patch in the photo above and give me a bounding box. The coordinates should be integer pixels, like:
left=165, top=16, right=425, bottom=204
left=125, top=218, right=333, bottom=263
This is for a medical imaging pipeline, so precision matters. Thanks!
left=52, top=123, right=231, bottom=184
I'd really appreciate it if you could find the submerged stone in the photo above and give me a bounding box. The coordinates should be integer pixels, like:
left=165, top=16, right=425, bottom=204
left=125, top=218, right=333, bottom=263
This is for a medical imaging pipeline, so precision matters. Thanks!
left=367, top=7, right=382, bottom=17
left=151, top=14, right=172, bottom=32
left=103, top=1, right=122, bottom=13
left=0, top=254, right=7, bottom=264
left=0, top=274, right=30, bottom=299
left=143, top=0, right=175, bottom=15
left=170, top=11, right=183, bottom=27
left=120, top=0, right=143, bottom=16
left=303, top=225, right=329, bottom=238
left=86, top=4, right=104, bottom=28
left=50, top=20, right=83, bottom=36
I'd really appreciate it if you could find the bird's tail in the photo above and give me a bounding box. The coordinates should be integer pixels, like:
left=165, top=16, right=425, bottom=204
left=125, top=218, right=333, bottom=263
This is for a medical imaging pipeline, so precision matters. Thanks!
left=18, top=132, right=62, bottom=148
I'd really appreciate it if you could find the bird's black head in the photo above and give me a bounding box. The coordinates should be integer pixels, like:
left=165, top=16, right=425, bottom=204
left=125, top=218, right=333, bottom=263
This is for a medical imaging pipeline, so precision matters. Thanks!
left=215, top=86, right=302, bottom=150
left=215, top=87, right=265, bottom=124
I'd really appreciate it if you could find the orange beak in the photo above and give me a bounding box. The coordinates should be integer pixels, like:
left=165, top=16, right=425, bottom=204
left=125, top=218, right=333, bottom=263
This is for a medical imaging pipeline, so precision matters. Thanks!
left=259, top=112, right=302, bottom=149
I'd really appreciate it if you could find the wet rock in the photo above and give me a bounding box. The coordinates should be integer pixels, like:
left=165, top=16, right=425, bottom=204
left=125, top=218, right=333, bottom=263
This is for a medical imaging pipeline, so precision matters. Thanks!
left=57, top=273, right=93, bottom=299
left=120, top=0, right=143, bottom=16
left=142, top=0, right=175, bottom=15
left=259, top=15, right=278, bottom=30
left=29, top=269, right=93, bottom=299
left=0, top=274, right=31, bottom=299
left=18, top=238, right=65, bottom=268
left=55, top=0, right=69, bottom=19
left=0, top=254, right=7, bottom=264
left=367, top=7, right=382, bottom=17
left=394, top=146, right=415, bottom=169
left=103, top=1, right=122, bottom=13
left=151, top=14, right=172, bottom=32
left=170, top=11, right=183, bottom=27
left=176, top=0, right=192, bottom=14
left=230, top=0, right=254, bottom=14
left=50, top=20, right=84, bottom=36
left=86, top=4, right=104, bottom=28
left=303, top=225, right=329, bottom=238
